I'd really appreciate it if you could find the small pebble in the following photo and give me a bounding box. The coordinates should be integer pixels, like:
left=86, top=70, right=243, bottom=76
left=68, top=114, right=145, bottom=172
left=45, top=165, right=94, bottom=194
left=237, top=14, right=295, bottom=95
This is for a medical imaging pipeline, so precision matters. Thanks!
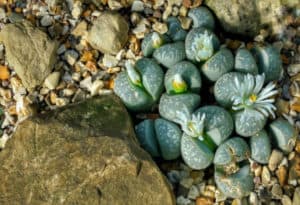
left=276, top=165, right=288, bottom=186
left=271, top=184, right=283, bottom=199
left=71, top=1, right=82, bottom=19
left=131, top=0, right=144, bottom=12
left=176, top=196, right=191, bottom=205
left=90, top=80, right=104, bottom=96
left=293, top=187, right=300, bottom=205
left=64, top=50, right=79, bottom=66
left=269, top=150, right=284, bottom=171
left=249, top=192, right=259, bottom=205
left=187, top=185, right=199, bottom=199
left=108, top=0, right=123, bottom=10
left=40, top=15, right=52, bottom=27
left=179, top=178, right=194, bottom=189
left=152, top=22, right=168, bottom=34
left=102, top=54, right=119, bottom=68
left=282, top=195, right=293, bottom=205
left=195, top=197, right=213, bottom=205
left=262, top=166, right=271, bottom=185
left=44, top=72, right=60, bottom=90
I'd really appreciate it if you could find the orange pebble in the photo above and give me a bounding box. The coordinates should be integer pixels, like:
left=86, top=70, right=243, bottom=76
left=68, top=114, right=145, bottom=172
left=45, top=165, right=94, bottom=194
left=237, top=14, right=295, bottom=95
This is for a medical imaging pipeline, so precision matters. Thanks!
left=0, top=65, right=10, bottom=80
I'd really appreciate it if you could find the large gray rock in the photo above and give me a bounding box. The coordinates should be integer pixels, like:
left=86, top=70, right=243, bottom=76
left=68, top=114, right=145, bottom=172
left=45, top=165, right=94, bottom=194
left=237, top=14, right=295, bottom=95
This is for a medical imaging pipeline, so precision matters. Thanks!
left=87, top=11, right=129, bottom=55
left=204, top=0, right=283, bottom=37
left=0, top=20, right=58, bottom=91
left=0, top=95, right=175, bottom=205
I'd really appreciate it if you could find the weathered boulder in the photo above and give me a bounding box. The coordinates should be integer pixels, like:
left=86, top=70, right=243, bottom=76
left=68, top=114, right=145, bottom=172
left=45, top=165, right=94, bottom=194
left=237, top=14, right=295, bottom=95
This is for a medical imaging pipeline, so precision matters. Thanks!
left=87, top=11, right=129, bottom=55
left=0, top=95, right=175, bottom=205
left=0, top=20, right=58, bottom=91
left=204, top=0, right=284, bottom=37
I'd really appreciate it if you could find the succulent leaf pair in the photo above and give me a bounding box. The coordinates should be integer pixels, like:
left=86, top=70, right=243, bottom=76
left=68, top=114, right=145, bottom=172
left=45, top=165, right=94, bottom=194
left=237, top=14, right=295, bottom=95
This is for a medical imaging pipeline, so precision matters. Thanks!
left=215, top=72, right=278, bottom=137
left=113, top=58, right=164, bottom=111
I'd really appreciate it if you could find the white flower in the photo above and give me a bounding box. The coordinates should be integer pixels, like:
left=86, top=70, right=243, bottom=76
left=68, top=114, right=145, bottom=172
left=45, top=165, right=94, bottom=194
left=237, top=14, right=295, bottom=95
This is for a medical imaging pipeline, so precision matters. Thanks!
left=175, top=106, right=206, bottom=140
left=125, top=60, right=142, bottom=87
left=231, top=73, right=278, bottom=118
left=191, top=30, right=214, bottom=62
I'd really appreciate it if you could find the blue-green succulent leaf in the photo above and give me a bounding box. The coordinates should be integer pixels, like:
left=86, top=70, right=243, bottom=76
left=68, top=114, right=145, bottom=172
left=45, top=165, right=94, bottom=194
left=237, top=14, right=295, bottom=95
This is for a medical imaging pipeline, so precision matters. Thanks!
left=159, top=93, right=201, bottom=123
left=188, top=7, right=215, bottom=30
left=235, top=48, right=258, bottom=74
left=251, top=44, right=283, bottom=82
left=153, top=41, right=186, bottom=69
left=269, top=118, right=297, bottom=153
left=135, top=58, right=164, bottom=101
left=154, top=118, right=182, bottom=160
left=214, top=72, right=244, bottom=108
left=234, top=109, right=267, bottom=137
left=113, top=72, right=153, bottom=112
left=201, top=48, right=234, bottom=81
left=166, top=17, right=187, bottom=41
left=214, top=137, right=250, bottom=166
left=194, top=106, right=233, bottom=145
left=250, top=130, right=271, bottom=164
left=141, top=32, right=165, bottom=57
left=215, top=165, right=254, bottom=198
left=181, top=133, right=214, bottom=170
left=135, top=119, right=160, bottom=157
left=185, top=27, right=220, bottom=62
left=165, top=61, right=202, bottom=94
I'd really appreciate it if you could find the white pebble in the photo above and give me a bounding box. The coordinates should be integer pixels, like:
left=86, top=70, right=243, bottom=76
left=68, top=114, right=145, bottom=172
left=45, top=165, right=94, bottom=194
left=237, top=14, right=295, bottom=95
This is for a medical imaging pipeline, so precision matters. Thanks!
left=72, top=1, right=82, bottom=19
left=103, top=54, right=119, bottom=68
left=40, top=15, right=53, bottom=27
left=131, top=0, right=144, bottom=12
left=64, top=50, right=79, bottom=66
left=90, top=80, right=104, bottom=96
left=187, top=185, right=199, bottom=200
left=44, top=72, right=61, bottom=90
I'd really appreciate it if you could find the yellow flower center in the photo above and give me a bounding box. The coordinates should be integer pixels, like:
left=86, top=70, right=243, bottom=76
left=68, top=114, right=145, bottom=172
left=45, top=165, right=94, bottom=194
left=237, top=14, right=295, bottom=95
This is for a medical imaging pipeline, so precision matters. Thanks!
left=249, top=94, right=257, bottom=103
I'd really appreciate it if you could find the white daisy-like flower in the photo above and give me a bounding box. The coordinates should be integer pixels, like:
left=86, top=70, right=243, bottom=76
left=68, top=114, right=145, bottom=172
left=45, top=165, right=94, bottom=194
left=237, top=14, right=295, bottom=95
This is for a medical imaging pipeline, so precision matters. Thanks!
left=125, top=60, right=142, bottom=87
left=191, top=30, right=214, bottom=62
left=175, top=106, right=206, bottom=140
left=231, top=73, right=278, bottom=118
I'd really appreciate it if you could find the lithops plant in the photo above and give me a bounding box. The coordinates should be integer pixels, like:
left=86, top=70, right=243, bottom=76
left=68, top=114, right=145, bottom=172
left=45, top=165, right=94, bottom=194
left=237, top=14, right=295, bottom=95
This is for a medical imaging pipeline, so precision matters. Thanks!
left=214, top=72, right=245, bottom=107
left=235, top=48, right=258, bottom=74
left=185, top=27, right=220, bottom=62
left=153, top=41, right=186, bottom=69
left=113, top=58, right=164, bottom=111
left=159, top=93, right=201, bottom=123
left=164, top=61, right=201, bottom=94
left=201, top=48, right=234, bottom=81
left=179, top=106, right=233, bottom=170
left=269, top=118, right=297, bottom=153
left=141, top=32, right=165, bottom=57
left=251, top=44, right=283, bottom=82
left=214, top=137, right=253, bottom=198
left=250, top=130, right=271, bottom=164
left=135, top=118, right=182, bottom=160
left=166, top=17, right=187, bottom=42
left=231, top=74, right=278, bottom=136
left=215, top=165, right=254, bottom=199
left=188, top=7, right=215, bottom=30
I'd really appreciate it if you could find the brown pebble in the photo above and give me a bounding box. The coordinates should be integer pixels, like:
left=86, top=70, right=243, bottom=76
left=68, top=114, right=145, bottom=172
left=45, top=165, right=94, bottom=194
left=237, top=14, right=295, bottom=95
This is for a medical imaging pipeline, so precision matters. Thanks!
left=289, top=154, right=300, bottom=182
left=295, top=140, right=300, bottom=154
left=277, top=166, right=288, bottom=186
left=196, top=197, right=214, bottom=205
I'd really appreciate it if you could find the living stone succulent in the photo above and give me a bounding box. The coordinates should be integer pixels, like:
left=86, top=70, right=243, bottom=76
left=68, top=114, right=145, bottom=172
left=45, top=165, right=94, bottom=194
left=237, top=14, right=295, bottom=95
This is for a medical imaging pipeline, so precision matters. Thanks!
left=112, top=5, right=296, bottom=199
left=113, top=58, right=164, bottom=111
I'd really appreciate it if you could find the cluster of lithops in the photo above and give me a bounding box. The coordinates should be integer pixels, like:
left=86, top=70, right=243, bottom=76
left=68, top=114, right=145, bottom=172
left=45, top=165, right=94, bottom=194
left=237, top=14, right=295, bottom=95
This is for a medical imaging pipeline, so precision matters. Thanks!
left=113, top=6, right=298, bottom=199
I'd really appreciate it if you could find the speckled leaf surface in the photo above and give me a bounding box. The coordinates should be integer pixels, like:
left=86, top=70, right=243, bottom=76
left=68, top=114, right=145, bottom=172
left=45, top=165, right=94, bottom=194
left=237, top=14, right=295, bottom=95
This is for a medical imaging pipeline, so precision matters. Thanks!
left=181, top=133, right=214, bottom=170
left=250, top=130, right=271, bottom=164
left=164, top=61, right=202, bottom=94
left=155, top=118, right=182, bottom=160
